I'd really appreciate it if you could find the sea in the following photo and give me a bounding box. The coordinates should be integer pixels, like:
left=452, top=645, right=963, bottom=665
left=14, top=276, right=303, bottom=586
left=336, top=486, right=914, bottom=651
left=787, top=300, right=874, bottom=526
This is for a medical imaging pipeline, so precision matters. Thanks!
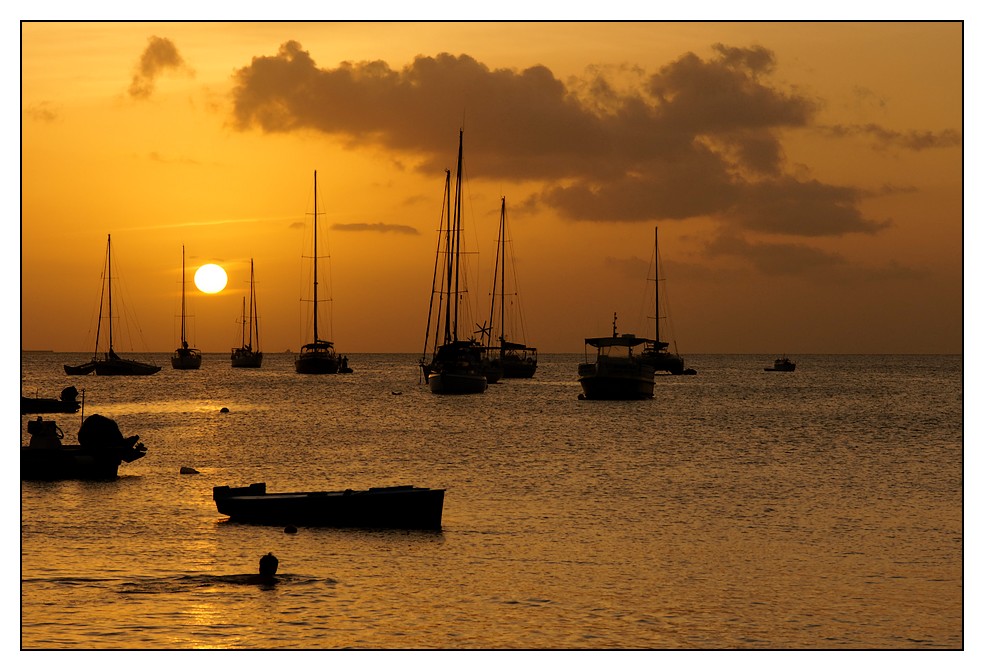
left=18, top=352, right=963, bottom=652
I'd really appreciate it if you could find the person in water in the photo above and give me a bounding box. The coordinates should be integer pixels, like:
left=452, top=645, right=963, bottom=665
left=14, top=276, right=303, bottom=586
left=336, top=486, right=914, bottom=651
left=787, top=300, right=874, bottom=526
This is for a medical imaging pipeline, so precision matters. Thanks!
left=259, top=552, right=279, bottom=578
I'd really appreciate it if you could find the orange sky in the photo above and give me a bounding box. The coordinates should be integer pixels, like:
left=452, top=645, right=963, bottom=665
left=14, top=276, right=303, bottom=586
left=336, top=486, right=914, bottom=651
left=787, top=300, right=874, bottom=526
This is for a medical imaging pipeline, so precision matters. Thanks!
left=18, top=21, right=964, bottom=355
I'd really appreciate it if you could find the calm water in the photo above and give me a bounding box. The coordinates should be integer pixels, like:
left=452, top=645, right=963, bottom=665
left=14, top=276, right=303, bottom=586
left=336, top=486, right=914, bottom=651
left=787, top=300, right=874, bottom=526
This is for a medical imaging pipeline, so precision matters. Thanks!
left=19, top=352, right=962, bottom=649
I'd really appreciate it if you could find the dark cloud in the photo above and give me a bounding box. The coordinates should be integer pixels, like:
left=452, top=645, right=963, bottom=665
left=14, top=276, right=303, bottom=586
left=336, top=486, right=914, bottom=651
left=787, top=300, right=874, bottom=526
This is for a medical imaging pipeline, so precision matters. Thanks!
left=229, top=42, right=953, bottom=237
left=331, top=222, right=419, bottom=235
left=729, top=177, right=889, bottom=237
left=820, top=123, right=962, bottom=150
left=128, top=36, right=193, bottom=100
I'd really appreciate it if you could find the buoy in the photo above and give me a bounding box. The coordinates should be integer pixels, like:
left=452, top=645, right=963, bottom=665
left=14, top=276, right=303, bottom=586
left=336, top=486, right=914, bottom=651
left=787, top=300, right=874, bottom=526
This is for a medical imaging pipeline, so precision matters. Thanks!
left=179, top=466, right=200, bottom=475
left=220, top=407, right=229, bottom=413
left=284, top=525, right=298, bottom=534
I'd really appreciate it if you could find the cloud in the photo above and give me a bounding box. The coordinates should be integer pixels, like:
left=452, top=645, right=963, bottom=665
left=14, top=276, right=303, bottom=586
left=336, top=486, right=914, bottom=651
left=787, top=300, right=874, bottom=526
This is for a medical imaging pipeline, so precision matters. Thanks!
left=704, top=232, right=927, bottom=280
left=228, top=42, right=954, bottom=238
left=330, top=222, right=419, bottom=235
left=820, top=123, right=962, bottom=150
left=24, top=101, right=58, bottom=122
left=128, top=36, right=193, bottom=100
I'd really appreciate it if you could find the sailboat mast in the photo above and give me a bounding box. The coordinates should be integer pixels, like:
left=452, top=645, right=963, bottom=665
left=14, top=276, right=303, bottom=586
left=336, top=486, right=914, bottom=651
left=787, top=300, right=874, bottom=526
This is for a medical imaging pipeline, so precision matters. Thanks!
left=654, top=227, right=659, bottom=346
left=498, top=198, right=507, bottom=354
left=312, top=170, right=319, bottom=343
left=443, top=167, right=454, bottom=345
left=249, top=258, right=258, bottom=349
left=180, top=245, right=187, bottom=347
left=93, top=238, right=107, bottom=359
left=451, top=129, right=464, bottom=342
left=486, top=198, right=503, bottom=351
left=107, top=234, right=114, bottom=354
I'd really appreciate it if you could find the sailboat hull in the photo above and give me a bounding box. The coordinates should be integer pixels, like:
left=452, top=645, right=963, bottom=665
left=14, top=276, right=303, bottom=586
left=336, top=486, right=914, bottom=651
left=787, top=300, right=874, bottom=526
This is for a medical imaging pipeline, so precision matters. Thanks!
left=95, top=358, right=162, bottom=376
left=171, top=348, right=202, bottom=370
left=231, top=350, right=263, bottom=368
left=64, top=362, right=97, bottom=376
left=295, top=354, right=339, bottom=374
left=427, top=370, right=488, bottom=394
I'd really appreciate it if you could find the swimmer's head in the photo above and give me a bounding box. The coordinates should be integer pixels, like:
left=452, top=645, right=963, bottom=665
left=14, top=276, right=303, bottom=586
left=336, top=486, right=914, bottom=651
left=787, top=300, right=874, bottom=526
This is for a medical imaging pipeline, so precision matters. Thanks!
left=259, top=552, right=279, bottom=577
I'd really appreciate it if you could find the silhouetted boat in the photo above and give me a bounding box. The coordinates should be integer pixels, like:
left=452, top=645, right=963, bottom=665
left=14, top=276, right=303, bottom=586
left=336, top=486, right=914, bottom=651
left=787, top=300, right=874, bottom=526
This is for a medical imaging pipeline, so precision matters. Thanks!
left=21, top=386, right=81, bottom=415
left=578, top=314, right=656, bottom=400
left=231, top=258, right=263, bottom=368
left=481, top=197, right=537, bottom=379
left=766, top=356, right=796, bottom=372
left=171, top=245, right=202, bottom=370
left=420, top=130, right=487, bottom=394
left=22, top=414, right=147, bottom=480
left=64, top=235, right=161, bottom=376
left=213, top=482, right=445, bottom=530
left=639, top=227, right=694, bottom=375
left=295, top=171, right=344, bottom=375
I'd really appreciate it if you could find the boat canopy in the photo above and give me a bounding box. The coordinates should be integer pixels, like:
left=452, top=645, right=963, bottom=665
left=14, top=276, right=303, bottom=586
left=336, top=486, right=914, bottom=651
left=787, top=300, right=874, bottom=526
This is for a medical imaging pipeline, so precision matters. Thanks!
left=585, top=335, right=654, bottom=348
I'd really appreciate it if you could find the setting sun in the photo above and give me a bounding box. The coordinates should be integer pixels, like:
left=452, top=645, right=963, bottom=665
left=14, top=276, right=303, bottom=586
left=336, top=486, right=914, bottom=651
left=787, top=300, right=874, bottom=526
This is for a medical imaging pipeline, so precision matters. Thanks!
left=194, top=264, right=227, bottom=294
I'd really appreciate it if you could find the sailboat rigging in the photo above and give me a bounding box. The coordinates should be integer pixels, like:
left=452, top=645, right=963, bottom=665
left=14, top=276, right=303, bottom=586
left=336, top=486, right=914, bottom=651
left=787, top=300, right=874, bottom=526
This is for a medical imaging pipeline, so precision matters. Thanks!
left=64, top=234, right=161, bottom=376
left=231, top=258, right=262, bottom=368
left=420, top=129, right=487, bottom=394
left=171, top=245, right=202, bottom=370
left=481, top=196, right=537, bottom=379
left=295, top=170, right=349, bottom=374
left=639, top=227, right=695, bottom=375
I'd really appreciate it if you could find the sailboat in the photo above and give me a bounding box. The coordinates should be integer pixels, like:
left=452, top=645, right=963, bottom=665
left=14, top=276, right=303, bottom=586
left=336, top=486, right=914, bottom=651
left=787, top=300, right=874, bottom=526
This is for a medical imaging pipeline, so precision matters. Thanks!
left=639, top=227, right=695, bottom=375
left=171, top=245, right=202, bottom=370
left=420, top=130, right=488, bottom=394
left=231, top=258, right=263, bottom=368
left=482, top=197, right=537, bottom=379
left=295, top=170, right=345, bottom=374
left=64, top=234, right=161, bottom=376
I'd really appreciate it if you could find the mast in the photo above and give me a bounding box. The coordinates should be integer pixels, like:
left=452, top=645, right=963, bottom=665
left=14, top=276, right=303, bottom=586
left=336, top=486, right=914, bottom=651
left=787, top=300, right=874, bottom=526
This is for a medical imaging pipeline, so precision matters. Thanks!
left=451, top=129, right=464, bottom=342
left=312, top=170, right=319, bottom=343
left=180, top=245, right=188, bottom=349
left=654, top=227, right=659, bottom=347
left=107, top=234, right=114, bottom=355
left=249, top=258, right=258, bottom=350
left=486, top=197, right=506, bottom=355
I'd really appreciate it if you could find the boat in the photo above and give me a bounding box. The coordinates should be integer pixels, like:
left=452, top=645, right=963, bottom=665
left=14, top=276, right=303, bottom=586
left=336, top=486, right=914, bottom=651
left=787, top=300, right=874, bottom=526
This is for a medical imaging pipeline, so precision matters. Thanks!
left=766, top=356, right=796, bottom=372
left=171, top=245, right=202, bottom=370
left=481, top=197, right=537, bottom=379
left=420, top=130, right=488, bottom=394
left=22, top=414, right=147, bottom=480
left=295, top=171, right=345, bottom=374
left=577, top=314, right=656, bottom=400
left=64, top=235, right=161, bottom=376
left=213, top=482, right=445, bottom=530
left=21, top=386, right=81, bottom=415
left=639, top=227, right=695, bottom=375
left=231, top=258, right=263, bottom=368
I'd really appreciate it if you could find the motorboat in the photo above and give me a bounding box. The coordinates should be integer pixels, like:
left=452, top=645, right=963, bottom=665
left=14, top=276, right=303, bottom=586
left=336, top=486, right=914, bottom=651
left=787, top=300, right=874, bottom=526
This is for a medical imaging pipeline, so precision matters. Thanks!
left=213, top=482, right=445, bottom=530
left=766, top=357, right=796, bottom=372
left=578, top=314, right=656, bottom=400
left=22, top=414, right=147, bottom=480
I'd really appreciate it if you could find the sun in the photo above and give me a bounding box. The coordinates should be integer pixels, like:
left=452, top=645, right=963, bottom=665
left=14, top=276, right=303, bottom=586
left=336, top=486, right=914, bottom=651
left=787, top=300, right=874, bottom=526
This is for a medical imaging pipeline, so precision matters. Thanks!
left=194, top=264, right=228, bottom=294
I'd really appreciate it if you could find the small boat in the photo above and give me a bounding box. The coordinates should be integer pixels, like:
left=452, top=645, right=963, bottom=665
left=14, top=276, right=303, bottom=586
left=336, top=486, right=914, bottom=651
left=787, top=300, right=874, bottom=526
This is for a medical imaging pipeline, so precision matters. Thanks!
left=766, top=356, right=796, bottom=372
left=21, top=386, right=81, bottom=415
left=213, top=482, right=445, bottom=530
left=22, top=414, right=147, bottom=480
left=420, top=130, right=487, bottom=394
left=639, top=227, right=695, bottom=375
left=295, top=171, right=345, bottom=375
left=171, top=245, right=202, bottom=370
left=481, top=197, right=538, bottom=379
left=577, top=314, right=656, bottom=400
left=231, top=258, right=263, bottom=368
left=65, top=234, right=161, bottom=376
